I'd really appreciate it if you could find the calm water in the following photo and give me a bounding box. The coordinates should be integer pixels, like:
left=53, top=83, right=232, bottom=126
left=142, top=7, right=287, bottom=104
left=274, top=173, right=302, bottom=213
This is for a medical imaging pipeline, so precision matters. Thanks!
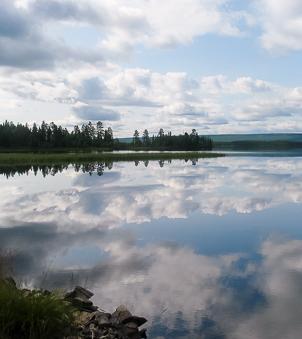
left=1, top=156, right=302, bottom=338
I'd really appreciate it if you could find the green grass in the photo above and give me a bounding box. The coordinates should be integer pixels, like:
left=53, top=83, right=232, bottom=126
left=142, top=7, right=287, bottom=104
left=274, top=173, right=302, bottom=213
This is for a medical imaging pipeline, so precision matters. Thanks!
left=0, top=279, right=76, bottom=339
left=0, top=151, right=224, bottom=165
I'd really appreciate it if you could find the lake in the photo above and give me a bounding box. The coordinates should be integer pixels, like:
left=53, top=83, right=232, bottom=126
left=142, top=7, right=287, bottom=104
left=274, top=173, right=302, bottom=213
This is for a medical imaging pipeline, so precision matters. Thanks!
left=1, top=155, right=302, bottom=338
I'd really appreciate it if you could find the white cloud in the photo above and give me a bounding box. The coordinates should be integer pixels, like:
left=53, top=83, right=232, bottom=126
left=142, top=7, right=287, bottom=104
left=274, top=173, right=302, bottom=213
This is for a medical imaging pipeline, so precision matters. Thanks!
left=0, top=0, right=249, bottom=69
left=257, top=0, right=302, bottom=52
left=232, top=77, right=273, bottom=93
left=72, top=102, right=121, bottom=121
left=201, top=75, right=273, bottom=95
left=1, top=62, right=302, bottom=133
left=0, top=1, right=301, bottom=132
left=135, top=0, right=244, bottom=47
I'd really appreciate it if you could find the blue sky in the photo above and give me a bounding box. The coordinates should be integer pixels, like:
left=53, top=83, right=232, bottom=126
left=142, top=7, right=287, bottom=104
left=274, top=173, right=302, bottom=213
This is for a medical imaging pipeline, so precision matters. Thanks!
left=128, top=35, right=302, bottom=85
left=1, top=0, right=302, bottom=136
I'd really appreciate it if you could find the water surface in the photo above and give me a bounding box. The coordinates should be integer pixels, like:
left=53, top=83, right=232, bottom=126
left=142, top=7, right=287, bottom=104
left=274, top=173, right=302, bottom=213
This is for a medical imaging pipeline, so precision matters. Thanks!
left=1, top=156, right=302, bottom=338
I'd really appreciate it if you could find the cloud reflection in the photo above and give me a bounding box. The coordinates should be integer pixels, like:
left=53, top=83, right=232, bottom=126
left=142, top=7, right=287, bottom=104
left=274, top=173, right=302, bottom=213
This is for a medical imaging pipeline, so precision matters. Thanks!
left=230, top=238, right=302, bottom=339
left=1, top=158, right=302, bottom=337
left=1, top=158, right=302, bottom=230
left=2, top=218, right=302, bottom=338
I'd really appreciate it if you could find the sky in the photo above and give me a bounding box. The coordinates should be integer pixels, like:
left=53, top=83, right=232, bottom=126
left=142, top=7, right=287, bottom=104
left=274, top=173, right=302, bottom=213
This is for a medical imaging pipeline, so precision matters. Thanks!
left=1, top=0, right=302, bottom=136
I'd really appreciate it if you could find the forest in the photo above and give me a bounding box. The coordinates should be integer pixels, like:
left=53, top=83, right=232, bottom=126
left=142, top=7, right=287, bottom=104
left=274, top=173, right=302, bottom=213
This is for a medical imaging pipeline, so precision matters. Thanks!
left=0, top=121, right=213, bottom=151
left=131, top=128, right=213, bottom=150
left=0, top=120, right=114, bottom=148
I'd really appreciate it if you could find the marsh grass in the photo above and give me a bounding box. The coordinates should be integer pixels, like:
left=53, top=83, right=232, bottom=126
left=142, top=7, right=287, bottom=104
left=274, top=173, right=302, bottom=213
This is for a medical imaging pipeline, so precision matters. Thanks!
left=0, top=151, right=224, bottom=165
left=0, top=279, right=76, bottom=339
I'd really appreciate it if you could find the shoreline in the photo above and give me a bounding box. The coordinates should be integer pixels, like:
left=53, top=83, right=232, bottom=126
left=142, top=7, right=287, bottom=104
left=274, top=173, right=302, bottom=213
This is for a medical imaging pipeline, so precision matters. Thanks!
left=0, top=151, right=225, bottom=165
left=0, top=278, right=148, bottom=339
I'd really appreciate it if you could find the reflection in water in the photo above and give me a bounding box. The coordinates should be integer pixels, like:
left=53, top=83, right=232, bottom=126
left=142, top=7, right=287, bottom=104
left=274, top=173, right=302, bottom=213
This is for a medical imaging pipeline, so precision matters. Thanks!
left=1, top=157, right=302, bottom=338
left=0, top=162, right=109, bottom=178
left=0, top=158, right=196, bottom=178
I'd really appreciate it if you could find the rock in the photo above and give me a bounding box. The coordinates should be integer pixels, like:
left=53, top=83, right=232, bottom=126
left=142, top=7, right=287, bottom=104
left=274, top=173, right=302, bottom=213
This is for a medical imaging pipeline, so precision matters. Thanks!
left=139, top=329, right=147, bottom=339
left=65, top=286, right=94, bottom=300
left=71, top=297, right=98, bottom=312
left=76, top=311, right=92, bottom=327
left=64, top=287, right=147, bottom=338
left=125, top=322, right=138, bottom=329
left=74, top=297, right=93, bottom=306
left=65, top=286, right=97, bottom=313
left=111, top=305, right=132, bottom=324
left=123, top=322, right=139, bottom=337
left=87, top=311, right=112, bottom=327
left=122, top=316, right=147, bottom=327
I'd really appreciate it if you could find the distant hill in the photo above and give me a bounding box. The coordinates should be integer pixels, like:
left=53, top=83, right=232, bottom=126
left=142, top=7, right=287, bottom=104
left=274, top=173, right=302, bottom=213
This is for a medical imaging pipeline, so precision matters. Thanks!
left=208, top=134, right=302, bottom=150
left=208, top=133, right=302, bottom=143
left=118, top=137, right=133, bottom=143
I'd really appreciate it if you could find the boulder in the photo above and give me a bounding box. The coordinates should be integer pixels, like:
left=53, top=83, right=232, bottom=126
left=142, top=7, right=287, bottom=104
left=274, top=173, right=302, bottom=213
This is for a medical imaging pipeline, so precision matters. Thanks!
left=64, top=288, right=147, bottom=338
left=111, top=305, right=132, bottom=324
left=65, top=286, right=94, bottom=300
left=122, top=316, right=147, bottom=327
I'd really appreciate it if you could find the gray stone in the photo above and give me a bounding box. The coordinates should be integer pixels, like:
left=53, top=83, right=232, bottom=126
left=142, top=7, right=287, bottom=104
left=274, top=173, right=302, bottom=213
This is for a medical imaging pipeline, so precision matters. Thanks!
left=63, top=288, right=148, bottom=338
left=65, top=286, right=94, bottom=300
left=89, top=311, right=112, bottom=327
left=122, top=316, right=147, bottom=327
left=124, top=322, right=138, bottom=331
left=111, top=305, right=132, bottom=324
left=71, top=297, right=98, bottom=312
left=139, top=329, right=147, bottom=338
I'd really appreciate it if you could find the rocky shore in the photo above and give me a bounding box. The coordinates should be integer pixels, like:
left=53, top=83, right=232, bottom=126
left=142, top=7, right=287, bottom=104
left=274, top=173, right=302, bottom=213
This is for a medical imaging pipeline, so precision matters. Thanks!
left=65, top=286, right=147, bottom=339
left=0, top=277, right=147, bottom=339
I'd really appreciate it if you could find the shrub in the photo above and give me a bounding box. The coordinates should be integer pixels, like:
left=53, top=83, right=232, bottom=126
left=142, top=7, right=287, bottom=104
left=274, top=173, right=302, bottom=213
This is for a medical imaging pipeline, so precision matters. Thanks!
left=0, top=279, right=76, bottom=339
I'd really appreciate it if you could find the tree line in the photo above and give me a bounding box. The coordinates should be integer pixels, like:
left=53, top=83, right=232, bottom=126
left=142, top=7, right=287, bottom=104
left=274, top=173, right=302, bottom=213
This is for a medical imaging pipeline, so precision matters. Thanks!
left=0, top=120, right=114, bottom=148
left=132, top=128, right=213, bottom=150
left=0, top=120, right=213, bottom=151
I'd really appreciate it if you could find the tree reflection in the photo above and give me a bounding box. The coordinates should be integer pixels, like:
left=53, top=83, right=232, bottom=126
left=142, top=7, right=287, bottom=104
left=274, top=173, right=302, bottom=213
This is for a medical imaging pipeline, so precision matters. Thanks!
left=0, top=159, right=199, bottom=178
left=0, top=162, right=111, bottom=178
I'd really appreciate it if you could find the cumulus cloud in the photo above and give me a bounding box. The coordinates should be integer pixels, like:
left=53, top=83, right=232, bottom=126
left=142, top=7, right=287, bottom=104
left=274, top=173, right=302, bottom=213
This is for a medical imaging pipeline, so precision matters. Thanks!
left=0, top=1, right=56, bottom=69
left=1, top=66, right=302, bottom=132
left=0, top=0, right=29, bottom=38
left=132, top=0, right=246, bottom=47
left=0, top=0, right=106, bottom=70
left=257, top=0, right=302, bottom=52
left=0, top=0, right=248, bottom=70
left=0, top=1, right=302, bottom=131
left=72, top=103, right=121, bottom=121
left=232, top=77, right=273, bottom=93
left=31, top=0, right=101, bottom=22
left=201, top=75, right=273, bottom=95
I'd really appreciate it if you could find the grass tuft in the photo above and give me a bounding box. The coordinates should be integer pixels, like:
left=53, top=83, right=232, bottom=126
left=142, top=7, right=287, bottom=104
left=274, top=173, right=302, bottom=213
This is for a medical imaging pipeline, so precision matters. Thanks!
left=0, top=279, right=76, bottom=339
